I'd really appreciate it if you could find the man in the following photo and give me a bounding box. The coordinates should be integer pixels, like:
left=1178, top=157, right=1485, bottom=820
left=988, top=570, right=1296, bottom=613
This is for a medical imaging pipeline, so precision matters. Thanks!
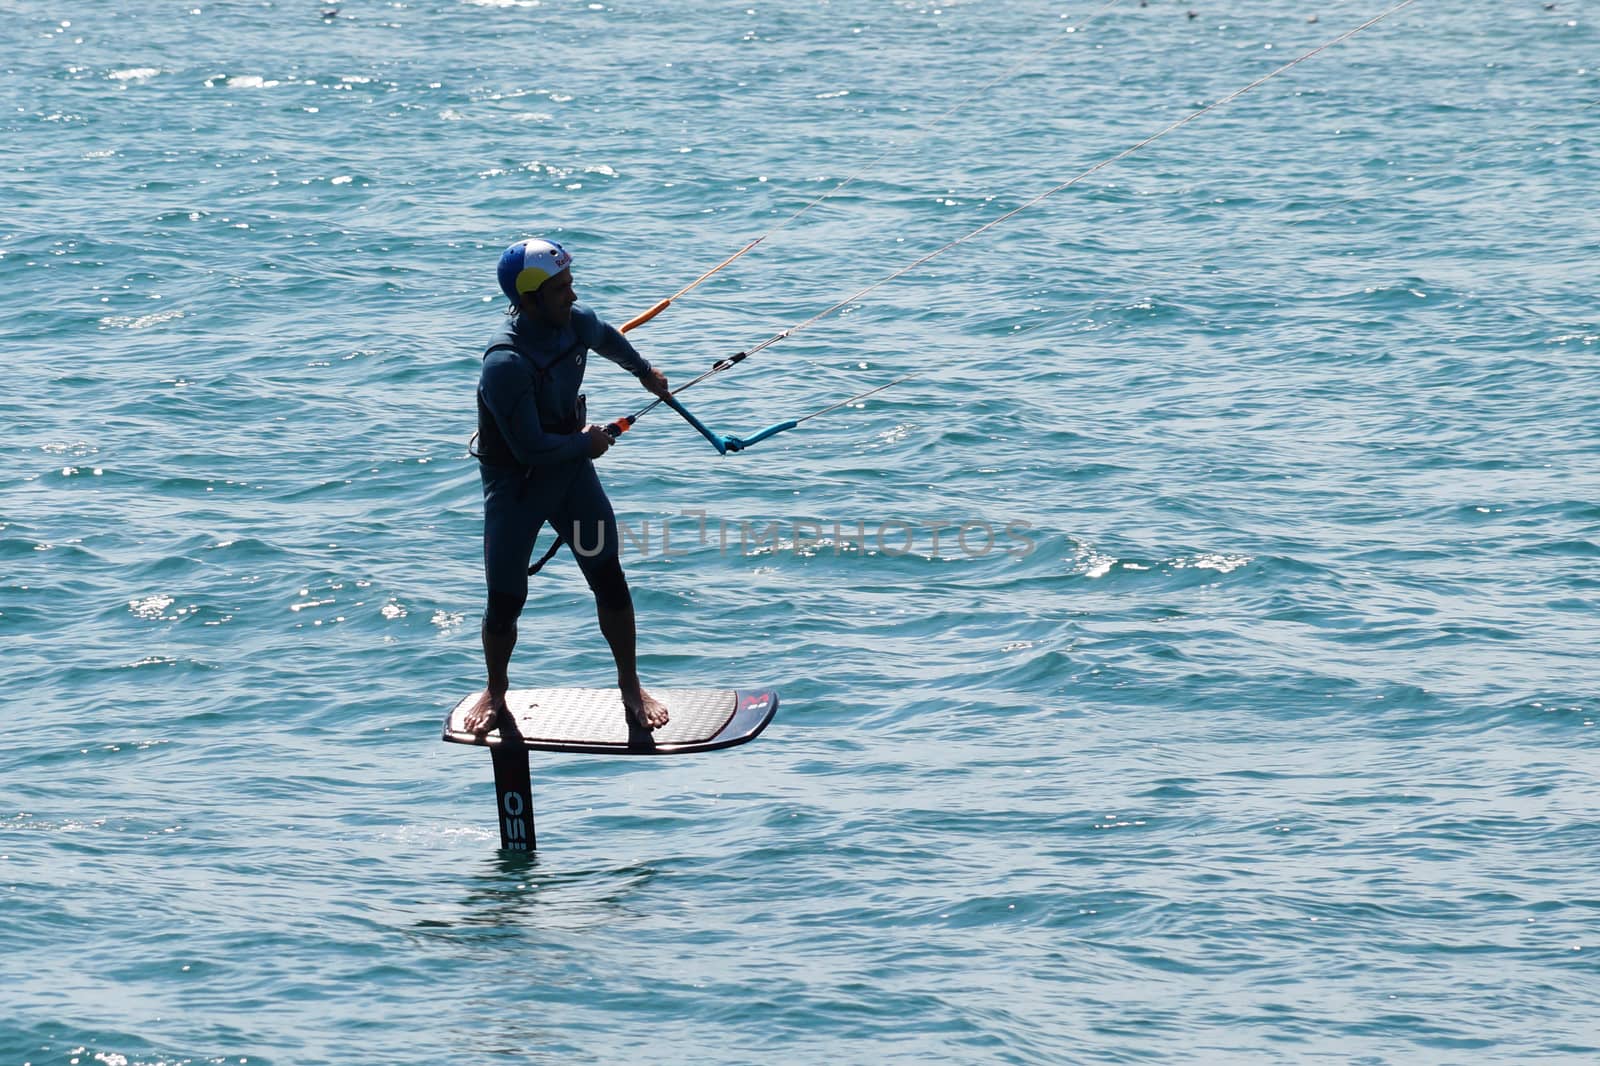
left=463, top=237, right=672, bottom=736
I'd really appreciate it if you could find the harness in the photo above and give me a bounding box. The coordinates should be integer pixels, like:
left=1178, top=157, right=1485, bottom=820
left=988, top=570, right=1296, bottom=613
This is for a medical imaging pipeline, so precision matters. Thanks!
left=471, top=339, right=588, bottom=467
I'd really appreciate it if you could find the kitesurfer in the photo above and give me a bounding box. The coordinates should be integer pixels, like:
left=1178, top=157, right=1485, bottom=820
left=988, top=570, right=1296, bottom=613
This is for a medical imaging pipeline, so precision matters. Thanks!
left=464, top=238, right=672, bottom=736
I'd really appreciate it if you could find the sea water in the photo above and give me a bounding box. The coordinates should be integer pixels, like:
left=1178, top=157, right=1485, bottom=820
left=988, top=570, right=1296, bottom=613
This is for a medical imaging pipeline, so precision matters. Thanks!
left=3, top=1, right=1598, bottom=1062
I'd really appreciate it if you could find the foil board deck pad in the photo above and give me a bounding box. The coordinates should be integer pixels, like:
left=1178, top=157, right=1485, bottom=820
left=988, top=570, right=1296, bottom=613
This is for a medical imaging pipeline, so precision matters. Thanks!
left=441, top=687, right=780, bottom=852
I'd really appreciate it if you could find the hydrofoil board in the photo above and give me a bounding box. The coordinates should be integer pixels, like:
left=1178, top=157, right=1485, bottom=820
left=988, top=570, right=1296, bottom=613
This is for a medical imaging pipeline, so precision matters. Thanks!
left=441, top=687, right=778, bottom=755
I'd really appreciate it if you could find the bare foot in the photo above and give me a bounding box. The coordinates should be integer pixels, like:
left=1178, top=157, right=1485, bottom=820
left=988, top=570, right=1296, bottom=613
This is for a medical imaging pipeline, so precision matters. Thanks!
left=462, top=689, right=507, bottom=735
left=621, top=687, right=669, bottom=731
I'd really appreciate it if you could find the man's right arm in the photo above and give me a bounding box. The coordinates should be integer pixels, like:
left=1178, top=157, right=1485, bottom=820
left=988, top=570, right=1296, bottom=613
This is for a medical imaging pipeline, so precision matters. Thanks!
left=479, top=352, right=589, bottom=466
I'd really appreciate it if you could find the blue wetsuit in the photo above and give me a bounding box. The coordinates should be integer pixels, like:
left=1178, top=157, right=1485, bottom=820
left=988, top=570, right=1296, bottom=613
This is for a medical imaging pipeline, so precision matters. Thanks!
left=477, top=305, right=652, bottom=629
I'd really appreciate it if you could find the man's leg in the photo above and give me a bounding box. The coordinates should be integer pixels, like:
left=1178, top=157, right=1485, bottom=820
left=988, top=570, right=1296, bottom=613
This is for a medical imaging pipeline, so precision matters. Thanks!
left=595, top=596, right=668, bottom=730
left=563, top=462, right=668, bottom=730
left=463, top=591, right=523, bottom=734
left=466, top=468, right=547, bottom=734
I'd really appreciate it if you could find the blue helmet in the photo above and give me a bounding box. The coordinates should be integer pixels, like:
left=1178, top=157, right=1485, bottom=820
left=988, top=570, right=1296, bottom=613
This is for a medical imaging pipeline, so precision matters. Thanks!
left=497, top=238, right=572, bottom=305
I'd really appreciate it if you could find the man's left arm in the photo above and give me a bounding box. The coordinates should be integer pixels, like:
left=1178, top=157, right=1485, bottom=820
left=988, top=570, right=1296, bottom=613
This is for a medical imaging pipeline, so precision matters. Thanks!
left=581, top=309, right=671, bottom=399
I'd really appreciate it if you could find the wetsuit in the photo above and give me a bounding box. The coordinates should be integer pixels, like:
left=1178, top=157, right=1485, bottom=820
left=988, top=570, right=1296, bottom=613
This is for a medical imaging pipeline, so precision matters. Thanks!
left=476, top=305, right=652, bottom=631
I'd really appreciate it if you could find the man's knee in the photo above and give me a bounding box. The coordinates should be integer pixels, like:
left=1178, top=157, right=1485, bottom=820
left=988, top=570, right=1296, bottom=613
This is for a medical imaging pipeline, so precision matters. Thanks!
left=483, top=589, right=526, bottom=635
